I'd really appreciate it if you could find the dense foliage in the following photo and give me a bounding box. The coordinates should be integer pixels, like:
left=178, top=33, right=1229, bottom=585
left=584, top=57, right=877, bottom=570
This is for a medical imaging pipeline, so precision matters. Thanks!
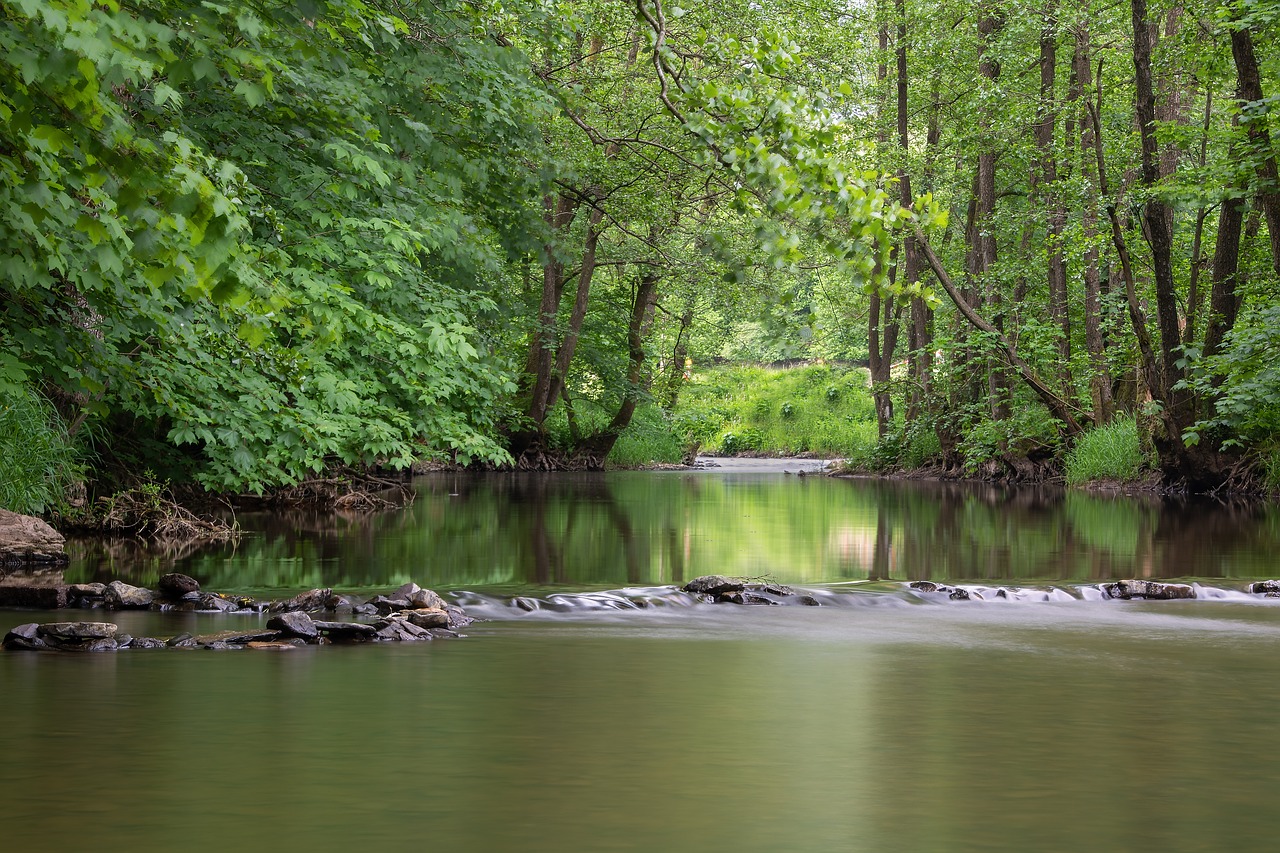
left=2, top=0, right=1278, bottom=500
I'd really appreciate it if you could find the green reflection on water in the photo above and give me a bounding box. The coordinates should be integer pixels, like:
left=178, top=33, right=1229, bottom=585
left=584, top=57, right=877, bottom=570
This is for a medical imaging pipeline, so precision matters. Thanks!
left=62, top=473, right=1280, bottom=593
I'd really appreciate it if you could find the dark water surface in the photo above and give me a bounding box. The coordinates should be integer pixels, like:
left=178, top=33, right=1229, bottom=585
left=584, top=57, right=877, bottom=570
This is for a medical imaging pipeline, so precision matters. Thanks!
left=4, top=471, right=1280, bottom=852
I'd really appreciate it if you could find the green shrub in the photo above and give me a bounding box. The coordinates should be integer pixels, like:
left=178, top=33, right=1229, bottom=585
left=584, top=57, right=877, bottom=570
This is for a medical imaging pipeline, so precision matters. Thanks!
left=1064, top=417, right=1153, bottom=486
left=608, top=405, right=685, bottom=466
left=0, top=386, right=82, bottom=515
left=780, top=401, right=796, bottom=419
left=720, top=426, right=765, bottom=454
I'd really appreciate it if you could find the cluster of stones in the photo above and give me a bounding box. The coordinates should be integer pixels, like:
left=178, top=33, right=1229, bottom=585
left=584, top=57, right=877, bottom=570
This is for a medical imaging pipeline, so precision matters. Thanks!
left=910, top=578, right=1280, bottom=601
left=682, top=575, right=820, bottom=606
left=1, top=576, right=473, bottom=653
left=908, top=581, right=975, bottom=600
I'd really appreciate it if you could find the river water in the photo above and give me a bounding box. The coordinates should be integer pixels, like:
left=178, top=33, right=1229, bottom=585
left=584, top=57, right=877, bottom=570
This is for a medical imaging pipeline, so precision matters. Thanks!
left=4, top=468, right=1280, bottom=851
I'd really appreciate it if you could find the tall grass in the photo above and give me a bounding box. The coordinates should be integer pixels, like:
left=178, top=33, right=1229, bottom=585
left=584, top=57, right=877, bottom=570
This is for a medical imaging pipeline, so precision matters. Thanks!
left=607, top=404, right=686, bottom=466
left=0, top=386, right=81, bottom=515
left=1063, top=416, right=1153, bottom=486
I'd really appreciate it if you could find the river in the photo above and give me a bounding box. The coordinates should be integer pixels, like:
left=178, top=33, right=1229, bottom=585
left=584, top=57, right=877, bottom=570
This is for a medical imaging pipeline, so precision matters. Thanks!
left=3, top=467, right=1280, bottom=851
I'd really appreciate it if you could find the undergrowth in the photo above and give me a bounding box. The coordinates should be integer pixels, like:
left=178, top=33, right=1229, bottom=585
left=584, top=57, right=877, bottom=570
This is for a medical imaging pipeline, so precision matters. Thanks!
left=672, top=363, right=878, bottom=458
left=1063, top=416, right=1154, bottom=486
left=0, top=385, right=82, bottom=515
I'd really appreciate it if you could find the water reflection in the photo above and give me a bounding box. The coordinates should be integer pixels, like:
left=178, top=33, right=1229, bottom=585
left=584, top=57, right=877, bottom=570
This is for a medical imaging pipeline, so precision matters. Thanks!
left=62, top=473, right=1280, bottom=592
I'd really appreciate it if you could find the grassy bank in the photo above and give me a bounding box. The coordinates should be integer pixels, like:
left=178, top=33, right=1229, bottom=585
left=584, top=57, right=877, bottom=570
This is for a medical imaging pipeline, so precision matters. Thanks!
left=610, top=363, right=879, bottom=464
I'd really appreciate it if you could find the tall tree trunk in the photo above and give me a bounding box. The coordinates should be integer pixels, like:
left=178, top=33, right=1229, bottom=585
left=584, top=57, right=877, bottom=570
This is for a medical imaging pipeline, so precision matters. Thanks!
left=907, top=74, right=942, bottom=424
left=868, top=0, right=903, bottom=437
left=1036, top=6, right=1070, bottom=396
left=976, top=7, right=1009, bottom=425
left=546, top=207, right=607, bottom=412
left=1130, top=0, right=1185, bottom=426
left=1229, top=25, right=1280, bottom=277
left=526, top=194, right=579, bottom=427
left=1073, top=28, right=1114, bottom=423
left=603, top=272, right=661, bottom=439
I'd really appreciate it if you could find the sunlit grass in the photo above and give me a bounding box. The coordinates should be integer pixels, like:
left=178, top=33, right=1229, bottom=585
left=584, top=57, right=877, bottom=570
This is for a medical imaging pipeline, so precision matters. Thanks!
left=672, top=363, right=878, bottom=458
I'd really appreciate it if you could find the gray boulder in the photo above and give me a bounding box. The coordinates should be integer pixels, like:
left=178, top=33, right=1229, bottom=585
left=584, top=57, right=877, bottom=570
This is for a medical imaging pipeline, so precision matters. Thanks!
left=157, top=573, right=200, bottom=599
left=3, top=623, right=47, bottom=650
left=683, top=575, right=745, bottom=596
left=266, top=610, right=320, bottom=641
left=104, top=580, right=154, bottom=609
left=313, top=621, right=377, bottom=642
left=268, top=588, right=333, bottom=613
left=1103, top=580, right=1195, bottom=601
left=0, top=508, right=68, bottom=565
left=402, top=608, right=450, bottom=629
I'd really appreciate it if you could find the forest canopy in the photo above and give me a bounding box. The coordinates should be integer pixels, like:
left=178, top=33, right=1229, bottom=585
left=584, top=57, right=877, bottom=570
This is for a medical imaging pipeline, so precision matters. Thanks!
left=2, top=0, right=1278, bottom=501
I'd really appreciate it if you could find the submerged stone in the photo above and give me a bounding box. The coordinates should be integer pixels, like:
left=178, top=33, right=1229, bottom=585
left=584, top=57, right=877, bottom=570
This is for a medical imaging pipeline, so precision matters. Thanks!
left=195, top=629, right=283, bottom=646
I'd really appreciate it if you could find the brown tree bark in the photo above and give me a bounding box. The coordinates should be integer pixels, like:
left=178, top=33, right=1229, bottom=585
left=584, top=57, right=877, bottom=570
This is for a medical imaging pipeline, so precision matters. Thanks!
left=1229, top=25, right=1280, bottom=277
left=1130, top=0, right=1184, bottom=414
left=1035, top=7, right=1070, bottom=396
left=1072, top=27, right=1114, bottom=423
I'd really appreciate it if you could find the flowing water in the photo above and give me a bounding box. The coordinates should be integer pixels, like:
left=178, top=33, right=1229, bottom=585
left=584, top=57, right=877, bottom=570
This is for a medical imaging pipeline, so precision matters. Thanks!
left=4, top=468, right=1280, bottom=851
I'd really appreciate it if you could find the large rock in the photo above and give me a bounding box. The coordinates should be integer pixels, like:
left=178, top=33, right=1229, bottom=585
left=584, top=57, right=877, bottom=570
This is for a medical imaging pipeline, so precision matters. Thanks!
left=1103, top=580, right=1195, bottom=601
left=367, top=594, right=413, bottom=616
left=197, top=593, right=244, bottom=612
left=37, top=621, right=118, bottom=642
left=402, top=608, right=450, bottom=629
left=266, top=610, right=319, bottom=641
left=3, top=623, right=47, bottom=650
left=1249, top=580, right=1280, bottom=594
left=683, top=575, right=745, bottom=596
left=104, top=580, right=154, bottom=609
left=268, top=588, right=333, bottom=613
left=312, top=621, right=377, bottom=642
left=68, top=583, right=107, bottom=607
left=683, top=575, right=797, bottom=605
left=0, top=509, right=68, bottom=565
left=9, top=621, right=122, bottom=651
left=157, top=573, right=200, bottom=599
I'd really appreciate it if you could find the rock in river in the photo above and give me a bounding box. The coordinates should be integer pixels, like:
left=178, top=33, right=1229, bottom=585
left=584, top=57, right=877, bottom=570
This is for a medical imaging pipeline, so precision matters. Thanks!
left=1102, top=580, right=1195, bottom=601
left=157, top=573, right=200, bottom=600
left=266, top=610, right=320, bottom=641
left=268, top=588, right=332, bottom=613
left=312, top=621, right=378, bottom=642
left=0, top=508, right=68, bottom=565
left=104, top=580, right=154, bottom=609
left=683, top=575, right=798, bottom=605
